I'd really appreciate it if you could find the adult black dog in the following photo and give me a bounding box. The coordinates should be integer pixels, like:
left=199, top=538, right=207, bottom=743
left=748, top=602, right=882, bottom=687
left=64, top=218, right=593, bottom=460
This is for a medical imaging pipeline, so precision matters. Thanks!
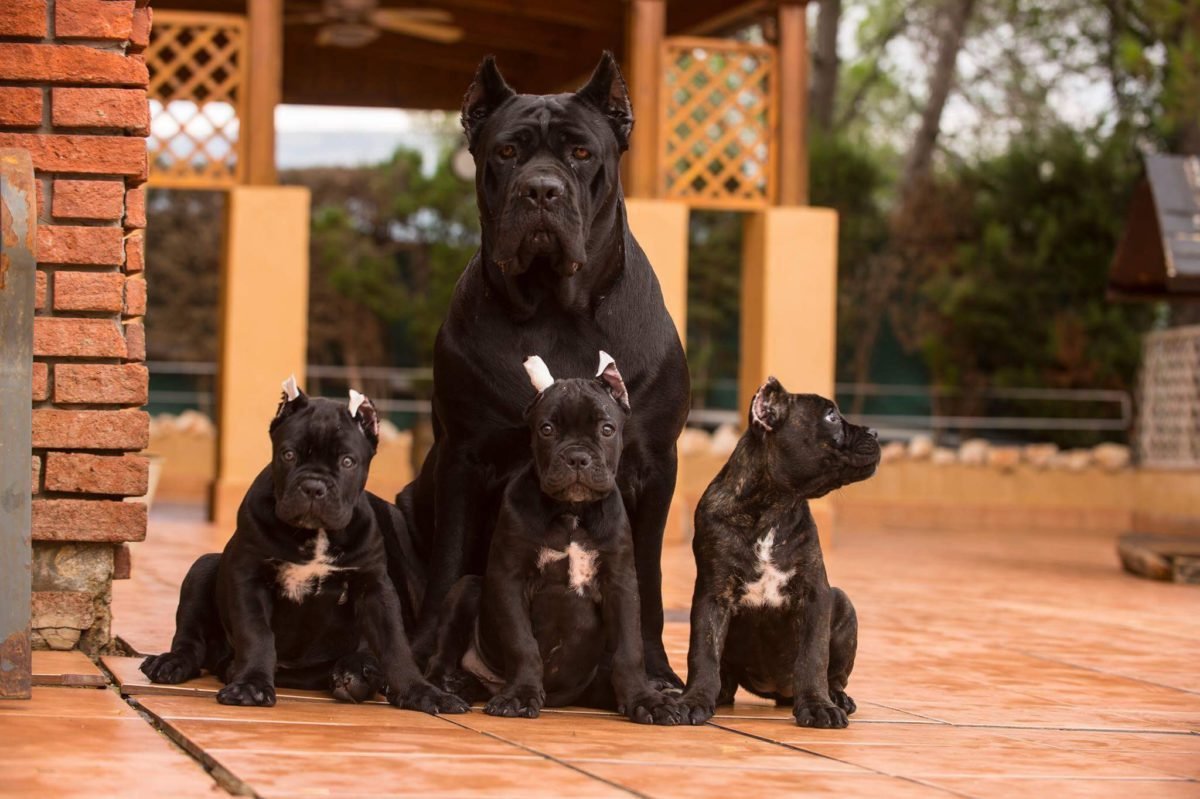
left=400, top=52, right=690, bottom=689
left=679, top=378, right=881, bottom=728
left=426, top=354, right=680, bottom=724
left=141, top=379, right=467, bottom=715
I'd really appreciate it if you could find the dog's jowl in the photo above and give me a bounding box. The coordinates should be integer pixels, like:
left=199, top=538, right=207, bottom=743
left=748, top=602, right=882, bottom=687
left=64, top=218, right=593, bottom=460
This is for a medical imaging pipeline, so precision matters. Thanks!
left=140, top=379, right=466, bottom=715
left=424, top=354, right=680, bottom=724
left=399, top=52, right=690, bottom=690
left=679, top=378, right=881, bottom=728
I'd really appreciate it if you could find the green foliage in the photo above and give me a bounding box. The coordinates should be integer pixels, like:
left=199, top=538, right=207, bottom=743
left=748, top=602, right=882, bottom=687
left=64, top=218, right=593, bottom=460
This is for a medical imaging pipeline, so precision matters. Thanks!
left=686, top=212, right=743, bottom=408
left=914, top=127, right=1155, bottom=403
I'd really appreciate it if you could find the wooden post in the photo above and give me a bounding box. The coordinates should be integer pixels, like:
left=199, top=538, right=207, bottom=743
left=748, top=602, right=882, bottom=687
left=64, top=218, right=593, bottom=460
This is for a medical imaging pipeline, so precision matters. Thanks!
left=626, top=0, right=664, bottom=198
left=777, top=0, right=810, bottom=206
left=246, top=0, right=282, bottom=185
left=0, top=149, right=35, bottom=699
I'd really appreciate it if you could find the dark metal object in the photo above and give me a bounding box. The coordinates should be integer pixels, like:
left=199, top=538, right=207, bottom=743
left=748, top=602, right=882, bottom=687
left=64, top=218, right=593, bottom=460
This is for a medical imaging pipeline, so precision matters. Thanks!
left=0, top=148, right=35, bottom=699
left=1109, top=154, right=1200, bottom=298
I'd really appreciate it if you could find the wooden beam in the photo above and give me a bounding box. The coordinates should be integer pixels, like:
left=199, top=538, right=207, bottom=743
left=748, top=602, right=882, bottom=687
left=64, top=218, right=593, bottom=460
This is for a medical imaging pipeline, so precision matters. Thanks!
left=626, top=0, right=664, bottom=199
left=777, top=0, right=809, bottom=206
left=246, top=0, right=282, bottom=185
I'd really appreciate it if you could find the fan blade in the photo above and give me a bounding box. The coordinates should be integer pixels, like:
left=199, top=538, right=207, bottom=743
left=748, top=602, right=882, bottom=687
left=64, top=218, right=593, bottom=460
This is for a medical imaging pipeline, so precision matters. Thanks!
left=373, top=8, right=455, bottom=24
left=284, top=12, right=328, bottom=25
left=371, top=11, right=464, bottom=43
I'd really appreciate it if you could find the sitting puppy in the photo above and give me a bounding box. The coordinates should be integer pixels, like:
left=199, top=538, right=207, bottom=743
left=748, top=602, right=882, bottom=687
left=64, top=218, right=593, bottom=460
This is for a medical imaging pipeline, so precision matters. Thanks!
left=425, top=353, right=679, bottom=725
left=679, top=377, right=880, bottom=728
left=141, top=378, right=466, bottom=715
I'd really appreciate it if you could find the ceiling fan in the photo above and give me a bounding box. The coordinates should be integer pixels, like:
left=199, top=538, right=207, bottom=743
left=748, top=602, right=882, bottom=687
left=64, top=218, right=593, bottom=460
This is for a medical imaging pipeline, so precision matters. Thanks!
left=286, top=0, right=464, bottom=48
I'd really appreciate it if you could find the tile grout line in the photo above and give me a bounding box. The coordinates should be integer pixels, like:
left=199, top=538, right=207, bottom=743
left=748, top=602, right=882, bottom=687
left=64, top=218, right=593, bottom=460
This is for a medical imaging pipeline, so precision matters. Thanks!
left=436, top=712, right=652, bottom=799
left=705, top=719, right=974, bottom=799
left=1015, top=649, right=1200, bottom=698
left=95, top=657, right=256, bottom=798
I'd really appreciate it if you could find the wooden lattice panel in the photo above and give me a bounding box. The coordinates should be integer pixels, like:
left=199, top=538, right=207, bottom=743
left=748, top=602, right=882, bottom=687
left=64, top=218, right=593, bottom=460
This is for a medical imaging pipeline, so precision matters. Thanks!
left=659, top=37, right=777, bottom=210
left=146, top=11, right=247, bottom=189
left=1137, top=325, right=1200, bottom=468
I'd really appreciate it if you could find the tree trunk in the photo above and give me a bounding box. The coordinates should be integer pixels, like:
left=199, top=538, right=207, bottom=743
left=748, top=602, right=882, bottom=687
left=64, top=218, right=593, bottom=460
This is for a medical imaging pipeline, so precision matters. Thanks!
left=810, top=0, right=842, bottom=132
left=847, top=0, right=977, bottom=412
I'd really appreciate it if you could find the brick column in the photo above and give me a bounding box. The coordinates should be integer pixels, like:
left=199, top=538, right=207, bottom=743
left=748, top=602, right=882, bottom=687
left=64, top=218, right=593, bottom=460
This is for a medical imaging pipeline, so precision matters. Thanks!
left=0, top=0, right=152, bottom=653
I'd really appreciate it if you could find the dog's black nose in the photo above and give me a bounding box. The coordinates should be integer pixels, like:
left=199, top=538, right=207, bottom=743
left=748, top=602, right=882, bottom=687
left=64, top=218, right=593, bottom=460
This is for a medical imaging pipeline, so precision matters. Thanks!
left=521, top=174, right=564, bottom=206
left=566, top=451, right=593, bottom=470
left=300, top=479, right=327, bottom=500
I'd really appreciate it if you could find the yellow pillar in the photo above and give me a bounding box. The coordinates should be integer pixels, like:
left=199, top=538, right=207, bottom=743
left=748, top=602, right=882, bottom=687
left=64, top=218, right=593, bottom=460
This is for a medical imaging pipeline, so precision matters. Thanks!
left=624, top=197, right=691, bottom=543
left=740, top=206, right=839, bottom=542
left=210, top=186, right=311, bottom=526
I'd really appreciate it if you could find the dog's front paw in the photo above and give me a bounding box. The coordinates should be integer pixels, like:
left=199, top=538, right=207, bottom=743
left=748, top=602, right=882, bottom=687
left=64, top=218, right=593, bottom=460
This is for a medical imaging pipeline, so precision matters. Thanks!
left=620, top=690, right=682, bottom=726
left=217, top=676, right=276, bottom=707
left=330, top=653, right=384, bottom=704
left=140, top=652, right=200, bottom=685
left=677, top=691, right=717, bottom=726
left=389, top=680, right=469, bottom=715
left=793, top=700, right=848, bottom=729
left=485, top=685, right=544, bottom=719
left=830, top=688, right=856, bottom=716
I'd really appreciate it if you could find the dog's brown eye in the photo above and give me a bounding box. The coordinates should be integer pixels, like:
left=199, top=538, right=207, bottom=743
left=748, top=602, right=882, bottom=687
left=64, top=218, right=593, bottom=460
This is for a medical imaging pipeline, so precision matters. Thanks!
left=498, top=144, right=516, bottom=159
left=539, top=422, right=554, bottom=437
left=282, top=450, right=296, bottom=462
left=340, top=456, right=355, bottom=469
left=572, top=147, right=591, bottom=160
left=601, top=423, right=615, bottom=437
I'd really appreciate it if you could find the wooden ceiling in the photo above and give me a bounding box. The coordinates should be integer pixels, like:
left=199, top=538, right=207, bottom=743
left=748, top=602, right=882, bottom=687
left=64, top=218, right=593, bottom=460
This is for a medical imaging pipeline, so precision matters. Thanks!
left=149, top=0, right=769, bottom=109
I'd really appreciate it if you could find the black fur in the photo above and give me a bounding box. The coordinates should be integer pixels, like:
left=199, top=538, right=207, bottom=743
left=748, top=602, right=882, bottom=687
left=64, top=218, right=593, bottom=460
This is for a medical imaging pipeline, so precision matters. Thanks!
left=401, top=52, right=690, bottom=690
left=141, top=392, right=466, bottom=715
left=679, top=379, right=880, bottom=727
left=425, top=367, right=679, bottom=724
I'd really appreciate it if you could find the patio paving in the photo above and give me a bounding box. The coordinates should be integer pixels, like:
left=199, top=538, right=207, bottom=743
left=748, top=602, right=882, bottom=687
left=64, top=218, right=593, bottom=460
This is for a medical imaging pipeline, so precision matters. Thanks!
left=6, top=501, right=1198, bottom=797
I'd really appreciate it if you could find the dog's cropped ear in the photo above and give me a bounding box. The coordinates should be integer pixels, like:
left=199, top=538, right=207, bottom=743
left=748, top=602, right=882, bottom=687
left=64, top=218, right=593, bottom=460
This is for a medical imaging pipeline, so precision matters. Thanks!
left=595, top=350, right=630, bottom=413
left=462, top=55, right=516, bottom=153
left=524, top=355, right=556, bottom=393
left=348, top=389, right=380, bottom=449
left=270, top=374, right=308, bottom=432
left=750, top=376, right=788, bottom=433
left=575, top=51, right=634, bottom=152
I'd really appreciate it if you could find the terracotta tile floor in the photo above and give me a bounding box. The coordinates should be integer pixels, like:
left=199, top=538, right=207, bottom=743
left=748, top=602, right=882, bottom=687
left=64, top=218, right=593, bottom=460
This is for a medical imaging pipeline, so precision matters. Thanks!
left=8, top=502, right=1198, bottom=798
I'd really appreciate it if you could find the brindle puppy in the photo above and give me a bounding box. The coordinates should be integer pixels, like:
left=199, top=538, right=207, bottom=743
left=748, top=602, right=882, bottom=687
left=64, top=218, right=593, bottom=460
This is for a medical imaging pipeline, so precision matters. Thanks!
left=679, top=378, right=880, bottom=728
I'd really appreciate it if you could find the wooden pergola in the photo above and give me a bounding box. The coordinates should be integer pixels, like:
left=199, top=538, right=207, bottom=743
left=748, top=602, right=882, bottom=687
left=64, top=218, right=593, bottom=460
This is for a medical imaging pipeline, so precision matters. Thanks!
left=143, top=0, right=837, bottom=533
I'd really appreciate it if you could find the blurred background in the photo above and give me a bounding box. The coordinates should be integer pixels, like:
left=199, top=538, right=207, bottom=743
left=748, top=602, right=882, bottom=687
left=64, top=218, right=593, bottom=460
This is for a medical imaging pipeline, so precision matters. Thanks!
left=139, top=0, right=1200, bottom=536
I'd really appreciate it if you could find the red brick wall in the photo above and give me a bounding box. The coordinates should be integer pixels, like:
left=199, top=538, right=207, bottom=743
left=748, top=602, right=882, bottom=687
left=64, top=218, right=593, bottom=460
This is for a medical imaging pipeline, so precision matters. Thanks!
left=0, top=0, right=152, bottom=652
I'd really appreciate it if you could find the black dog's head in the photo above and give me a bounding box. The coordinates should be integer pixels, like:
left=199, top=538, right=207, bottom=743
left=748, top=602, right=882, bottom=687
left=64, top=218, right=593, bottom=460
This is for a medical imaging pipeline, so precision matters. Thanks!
left=268, top=376, right=380, bottom=530
left=461, top=52, right=632, bottom=288
left=522, top=352, right=630, bottom=503
left=748, top=377, right=880, bottom=499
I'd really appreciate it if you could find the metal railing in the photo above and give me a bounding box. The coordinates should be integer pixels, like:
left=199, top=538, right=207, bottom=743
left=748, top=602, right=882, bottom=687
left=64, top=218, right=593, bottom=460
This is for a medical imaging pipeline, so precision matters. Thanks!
left=148, top=364, right=1134, bottom=439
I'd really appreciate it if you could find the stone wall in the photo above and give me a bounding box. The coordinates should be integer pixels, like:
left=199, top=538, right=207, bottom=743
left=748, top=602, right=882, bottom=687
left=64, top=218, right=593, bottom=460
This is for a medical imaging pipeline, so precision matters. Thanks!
left=1, top=0, right=152, bottom=652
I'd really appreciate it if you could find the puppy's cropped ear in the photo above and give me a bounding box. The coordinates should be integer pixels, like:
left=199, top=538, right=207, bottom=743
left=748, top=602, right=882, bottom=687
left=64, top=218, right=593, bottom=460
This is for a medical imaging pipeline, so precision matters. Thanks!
left=595, top=350, right=630, bottom=413
left=348, top=389, right=380, bottom=449
left=462, top=55, right=516, bottom=153
left=750, top=376, right=788, bottom=433
left=271, top=374, right=308, bottom=432
left=575, top=51, right=634, bottom=152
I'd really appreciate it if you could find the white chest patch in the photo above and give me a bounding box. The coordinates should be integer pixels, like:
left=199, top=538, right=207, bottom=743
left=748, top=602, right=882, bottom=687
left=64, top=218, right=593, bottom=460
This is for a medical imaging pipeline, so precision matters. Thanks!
left=276, top=530, right=348, bottom=603
left=537, top=542, right=599, bottom=596
left=739, top=529, right=795, bottom=608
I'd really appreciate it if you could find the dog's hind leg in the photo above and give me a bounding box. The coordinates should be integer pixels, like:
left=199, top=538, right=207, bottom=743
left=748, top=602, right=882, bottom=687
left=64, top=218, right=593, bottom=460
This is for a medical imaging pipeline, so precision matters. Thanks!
left=141, top=553, right=224, bottom=684
left=424, top=575, right=488, bottom=702
left=827, top=587, right=858, bottom=715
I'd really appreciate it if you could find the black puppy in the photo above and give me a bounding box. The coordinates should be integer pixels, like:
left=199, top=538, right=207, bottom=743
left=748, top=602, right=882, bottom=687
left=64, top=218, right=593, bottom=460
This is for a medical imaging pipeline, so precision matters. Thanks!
left=401, top=52, right=690, bottom=691
left=425, top=353, right=679, bottom=724
left=141, top=378, right=466, bottom=715
left=679, top=378, right=881, bottom=728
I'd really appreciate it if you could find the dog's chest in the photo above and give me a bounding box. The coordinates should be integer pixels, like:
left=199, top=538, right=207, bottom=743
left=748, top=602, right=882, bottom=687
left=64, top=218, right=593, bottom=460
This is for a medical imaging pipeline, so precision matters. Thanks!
left=275, top=530, right=352, bottom=603
left=738, top=528, right=797, bottom=609
left=535, top=514, right=600, bottom=597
